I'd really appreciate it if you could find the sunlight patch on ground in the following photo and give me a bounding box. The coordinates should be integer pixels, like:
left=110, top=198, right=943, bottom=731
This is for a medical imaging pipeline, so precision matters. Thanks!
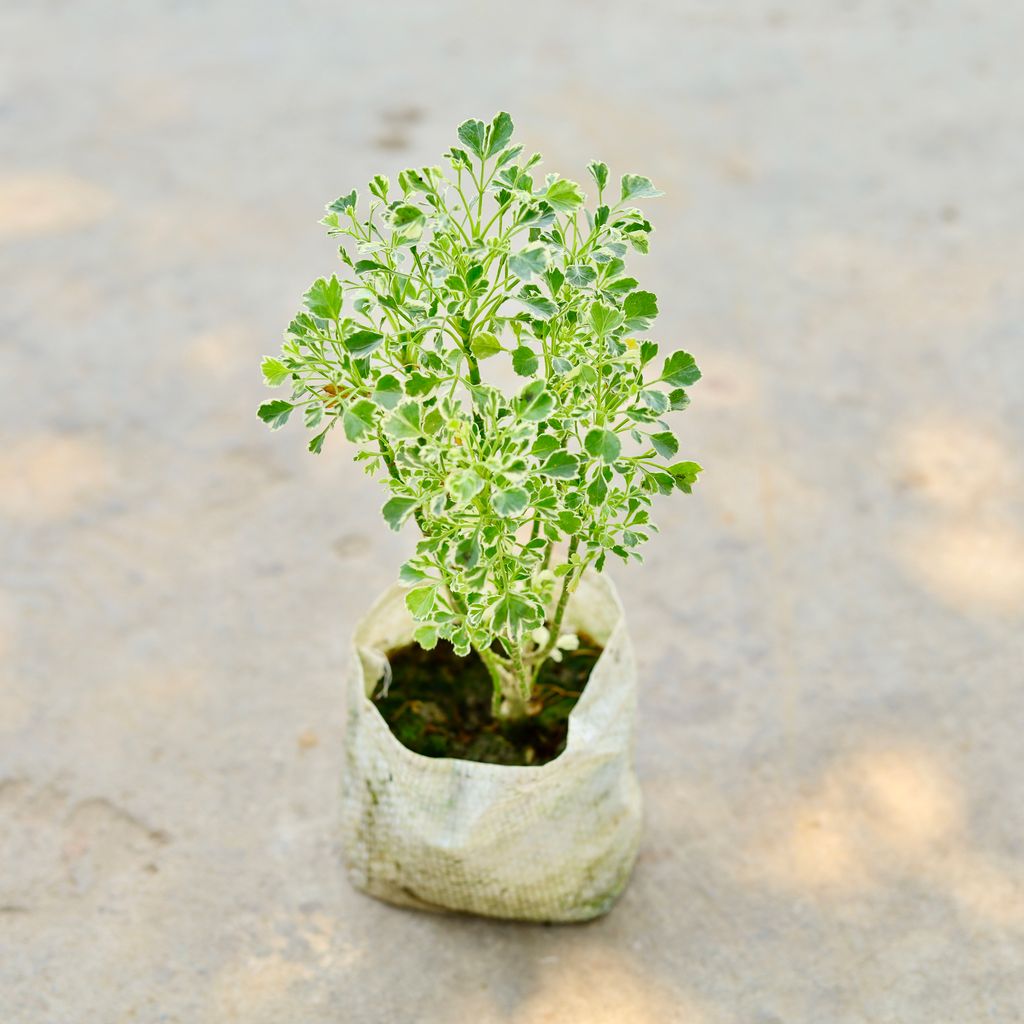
left=184, top=325, right=257, bottom=375
left=210, top=952, right=312, bottom=1021
left=207, top=911, right=365, bottom=1021
left=0, top=434, right=113, bottom=520
left=887, top=415, right=1024, bottom=614
left=753, top=778, right=870, bottom=894
left=945, top=849, right=1024, bottom=929
left=750, top=743, right=961, bottom=893
left=688, top=348, right=761, bottom=409
left=900, top=521, right=1024, bottom=614
left=893, top=418, right=1019, bottom=514
left=706, top=449, right=824, bottom=539
left=778, top=799, right=866, bottom=890
left=0, top=173, right=114, bottom=239
left=854, top=746, right=962, bottom=849
left=748, top=741, right=1024, bottom=933
left=517, top=947, right=710, bottom=1024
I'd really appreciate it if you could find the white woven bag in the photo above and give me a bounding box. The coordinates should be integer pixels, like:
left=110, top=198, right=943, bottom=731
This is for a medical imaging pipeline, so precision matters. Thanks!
left=340, top=570, right=642, bottom=922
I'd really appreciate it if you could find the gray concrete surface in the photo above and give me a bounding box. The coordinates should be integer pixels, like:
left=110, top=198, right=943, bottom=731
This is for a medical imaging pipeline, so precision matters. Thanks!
left=2, top=2, right=1023, bottom=1021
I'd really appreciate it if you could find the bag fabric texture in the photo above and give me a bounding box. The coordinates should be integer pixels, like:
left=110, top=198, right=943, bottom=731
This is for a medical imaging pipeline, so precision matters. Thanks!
left=340, top=571, right=642, bottom=922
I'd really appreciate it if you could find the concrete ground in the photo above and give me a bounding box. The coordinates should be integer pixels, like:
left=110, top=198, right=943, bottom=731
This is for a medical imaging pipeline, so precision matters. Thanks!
left=2, top=2, right=1023, bottom=1021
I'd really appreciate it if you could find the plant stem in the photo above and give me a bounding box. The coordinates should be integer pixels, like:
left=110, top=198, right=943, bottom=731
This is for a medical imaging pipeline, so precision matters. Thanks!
left=498, top=642, right=532, bottom=720
left=478, top=646, right=507, bottom=714
left=530, top=537, right=580, bottom=682
left=509, top=643, right=529, bottom=698
left=541, top=539, right=554, bottom=571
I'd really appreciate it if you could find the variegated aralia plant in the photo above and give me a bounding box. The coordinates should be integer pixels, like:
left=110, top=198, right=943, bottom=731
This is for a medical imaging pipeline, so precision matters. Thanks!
left=259, top=112, right=702, bottom=720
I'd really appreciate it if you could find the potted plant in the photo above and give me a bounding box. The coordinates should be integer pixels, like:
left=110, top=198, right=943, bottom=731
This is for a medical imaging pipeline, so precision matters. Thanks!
left=259, top=113, right=702, bottom=922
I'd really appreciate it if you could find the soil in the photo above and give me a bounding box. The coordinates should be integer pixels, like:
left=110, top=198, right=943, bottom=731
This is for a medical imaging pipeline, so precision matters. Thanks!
left=372, top=635, right=602, bottom=766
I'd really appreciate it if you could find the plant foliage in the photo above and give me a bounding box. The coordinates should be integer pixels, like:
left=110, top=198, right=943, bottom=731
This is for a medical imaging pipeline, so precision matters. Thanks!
left=260, top=113, right=702, bottom=718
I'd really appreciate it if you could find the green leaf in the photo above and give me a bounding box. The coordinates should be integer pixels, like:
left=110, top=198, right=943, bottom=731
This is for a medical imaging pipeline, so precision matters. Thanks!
left=511, top=345, right=539, bottom=376
left=446, top=467, right=485, bottom=504
left=651, top=431, right=679, bottom=459
left=385, top=401, right=422, bottom=440
left=486, top=111, right=514, bottom=157
left=584, top=428, right=621, bottom=464
left=640, top=340, right=659, bottom=366
left=517, top=292, right=557, bottom=318
left=372, top=374, right=403, bottom=409
left=327, top=190, right=357, bottom=214
left=532, top=434, right=560, bottom=456
left=303, top=275, right=343, bottom=319
left=620, top=174, right=664, bottom=201
left=589, top=301, right=624, bottom=337
left=399, top=561, right=427, bottom=584
left=390, top=204, right=426, bottom=234
left=286, top=312, right=317, bottom=339
left=605, top=275, right=639, bottom=297
left=662, top=350, right=702, bottom=387
left=343, top=328, right=384, bottom=357
left=422, top=408, right=442, bottom=435
left=343, top=399, right=377, bottom=442
left=308, top=429, right=327, bottom=454
left=448, top=146, right=473, bottom=170
left=405, top=370, right=439, bottom=396
left=495, top=143, right=523, bottom=168
left=261, top=356, right=290, bottom=386
left=587, top=472, right=608, bottom=505
left=457, top=118, right=487, bottom=158
left=639, top=389, right=669, bottom=414
left=545, top=178, right=586, bottom=212
left=645, top=470, right=676, bottom=496
left=558, top=509, right=582, bottom=534
left=565, top=264, right=597, bottom=288
left=669, top=388, right=691, bottom=411
left=509, top=242, right=549, bottom=280
left=587, top=160, right=609, bottom=193
left=453, top=534, right=481, bottom=571
left=471, top=332, right=503, bottom=359
left=354, top=259, right=390, bottom=275
left=398, top=168, right=432, bottom=194
left=540, top=450, right=580, bottom=479
left=626, top=232, right=649, bottom=255
left=624, top=290, right=658, bottom=320
left=382, top=496, right=418, bottom=531
left=493, top=486, right=529, bottom=518
left=257, top=399, right=293, bottom=430
left=413, top=625, right=439, bottom=650
left=405, top=585, right=438, bottom=619
left=668, top=461, right=703, bottom=493
left=491, top=592, right=543, bottom=636
left=518, top=380, right=554, bottom=421
left=391, top=204, right=423, bottom=225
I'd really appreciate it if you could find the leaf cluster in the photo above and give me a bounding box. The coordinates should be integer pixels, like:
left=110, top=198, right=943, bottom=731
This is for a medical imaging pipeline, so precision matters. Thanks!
left=259, top=113, right=702, bottom=711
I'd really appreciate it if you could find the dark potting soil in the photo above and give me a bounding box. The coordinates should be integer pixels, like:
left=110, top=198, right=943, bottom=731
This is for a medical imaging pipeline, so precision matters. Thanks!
left=372, top=636, right=602, bottom=766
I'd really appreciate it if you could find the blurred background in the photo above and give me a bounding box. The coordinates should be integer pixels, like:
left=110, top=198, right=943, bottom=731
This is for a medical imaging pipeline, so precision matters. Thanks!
left=1, top=2, right=1022, bottom=1021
